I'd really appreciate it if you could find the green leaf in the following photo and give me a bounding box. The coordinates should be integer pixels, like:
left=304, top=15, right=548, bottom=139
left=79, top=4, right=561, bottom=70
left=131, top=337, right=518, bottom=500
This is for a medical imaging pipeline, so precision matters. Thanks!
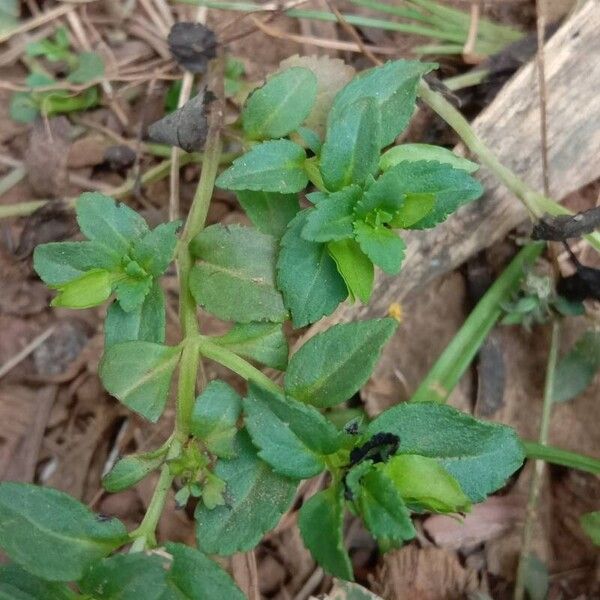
left=353, top=467, right=416, bottom=549
left=299, top=486, right=353, bottom=580
left=367, top=402, right=524, bottom=502
left=285, top=319, right=396, bottom=408
left=39, top=86, right=100, bottom=117
left=27, top=72, right=55, bottom=88
left=242, top=67, right=317, bottom=140
left=195, top=430, right=296, bottom=554
left=0, top=564, right=76, bottom=600
left=380, top=454, right=471, bottom=513
left=99, top=341, right=181, bottom=422
left=0, top=568, right=66, bottom=600
left=102, top=451, right=165, bottom=492
left=79, top=553, right=167, bottom=599
left=76, top=192, right=148, bottom=255
left=67, top=51, right=104, bottom=84
left=277, top=211, right=348, bottom=327
left=580, top=511, right=600, bottom=545
left=26, top=38, right=69, bottom=61
left=201, top=473, right=226, bottom=510
left=380, top=144, right=479, bottom=173
left=388, top=193, right=436, bottom=228
left=236, top=190, right=299, bottom=239
left=211, top=322, right=288, bottom=370
left=320, top=97, right=380, bottom=191
left=0, top=482, right=127, bottom=581
left=552, top=330, right=600, bottom=403
left=80, top=544, right=246, bottom=599
left=295, top=126, right=322, bottom=154
left=216, top=140, right=308, bottom=193
left=165, top=543, right=246, bottom=599
left=328, top=239, right=374, bottom=303
left=51, top=268, right=113, bottom=309
left=9, top=92, right=39, bottom=123
left=360, top=161, right=483, bottom=230
left=190, top=380, right=242, bottom=459
left=104, top=281, right=166, bottom=347
left=329, top=60, right=436, bottom=147
left=278, top=55, right=355, bottom=137
left=131, top=220, right=181, bottom=278
left=301, top=186, right=361, bottom=242
left=354, top=222, right=406, bottom=275
left=244, top=383, right=343, bottom=479
left=189, top=224, right=286, bottom=323
left=114, top=274, right=153, bottom=312
left=33, top=241, right=120, bottom=286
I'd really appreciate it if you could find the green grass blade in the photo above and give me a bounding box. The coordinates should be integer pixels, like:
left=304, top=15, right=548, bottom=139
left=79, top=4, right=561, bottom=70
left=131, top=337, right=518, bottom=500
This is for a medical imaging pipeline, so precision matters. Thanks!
left=410, top=242, right=545, bottom=403
left=523, top=441, right=600, bottom=474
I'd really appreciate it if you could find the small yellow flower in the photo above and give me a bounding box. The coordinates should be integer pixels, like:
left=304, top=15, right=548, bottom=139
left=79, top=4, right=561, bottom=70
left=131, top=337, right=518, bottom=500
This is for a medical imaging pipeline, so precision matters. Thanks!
left=387, top=302, right=403, bottom=323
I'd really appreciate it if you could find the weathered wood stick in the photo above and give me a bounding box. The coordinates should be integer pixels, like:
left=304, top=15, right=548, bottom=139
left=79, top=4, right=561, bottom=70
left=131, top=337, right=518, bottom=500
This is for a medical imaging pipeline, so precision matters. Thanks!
left=307, top=0, right=600, bottom=333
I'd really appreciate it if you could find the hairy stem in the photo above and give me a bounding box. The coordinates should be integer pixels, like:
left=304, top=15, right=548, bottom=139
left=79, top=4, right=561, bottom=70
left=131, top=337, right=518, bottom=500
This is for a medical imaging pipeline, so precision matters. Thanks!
left=129, top=437, right=183, bottom=549
left=514, top=320, right=560, bottom=600
left=418, top=81, right=600, bottom=253
left=130, top=61, right=224, bottom=549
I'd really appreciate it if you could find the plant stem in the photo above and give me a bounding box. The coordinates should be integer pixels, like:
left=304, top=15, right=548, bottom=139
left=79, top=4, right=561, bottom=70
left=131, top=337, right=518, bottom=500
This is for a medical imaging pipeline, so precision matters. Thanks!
left=417, top=81, right=600, bottom=253
left=130, top=61, right=224, bottom=549
left=176, top=338, right=201, bottom=436
left=129, top=437, right=183, bottom=549
left=514, top=320, right=560, bottom=600
left=523, top=441, right=600, bottom=474
left=410, top=242, right=545, bottom=403
left=443, top=68, right=490, bottom=91
left=197, top=337, right=281, bottom=396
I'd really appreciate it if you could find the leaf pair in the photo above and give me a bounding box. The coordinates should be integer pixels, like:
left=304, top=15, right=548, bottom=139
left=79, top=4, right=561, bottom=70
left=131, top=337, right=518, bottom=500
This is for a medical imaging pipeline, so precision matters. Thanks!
left=34, top=193, right=180, bottom=347
left=0, top=483, right=127, bottom=582
left=243, top=319, right=397, bottom=479
left=297, top=402, right=525, bottom=579
left=216, top=59, right=483, bottom=325
left=217, top=65, right=321, bottom=192
left=0, top=483, right=245, bottom=597
left=80, top=544, right=245, bottom=599
left=301, top=157, right=482, bottom=302
left=101, top=319, right=290, bottom=424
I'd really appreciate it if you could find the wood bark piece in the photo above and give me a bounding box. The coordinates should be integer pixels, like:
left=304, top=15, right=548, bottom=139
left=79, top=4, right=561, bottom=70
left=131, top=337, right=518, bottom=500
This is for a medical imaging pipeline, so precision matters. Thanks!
left=307, top=1, right=600, bottom=333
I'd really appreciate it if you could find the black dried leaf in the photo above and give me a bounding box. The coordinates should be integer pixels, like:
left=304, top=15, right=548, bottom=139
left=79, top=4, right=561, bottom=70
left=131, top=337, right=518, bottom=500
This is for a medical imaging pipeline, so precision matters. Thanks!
left=557, top=266, right=600, bottom=302
left=349, top=432, right=400, bottom=467
left=103, top=145, right=136, bottom=171
left=147, top=91, right=211, bottom=152
left=532, top=207, right=600, bottom=241
left=168, top=22, right=217, bottom=74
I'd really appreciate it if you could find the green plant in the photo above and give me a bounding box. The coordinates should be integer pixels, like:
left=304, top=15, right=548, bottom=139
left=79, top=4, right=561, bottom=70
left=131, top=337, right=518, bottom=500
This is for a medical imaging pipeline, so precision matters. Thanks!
left=9, top=27, right=104, bottom=123
left=0, top=58, right=555, bottom=595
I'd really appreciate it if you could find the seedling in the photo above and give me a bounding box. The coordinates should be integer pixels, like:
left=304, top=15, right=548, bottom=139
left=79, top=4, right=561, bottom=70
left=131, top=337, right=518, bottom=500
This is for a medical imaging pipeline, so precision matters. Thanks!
left=9, top=27, right=105, bottom=123
left=0, top=59, right=531, bottom=596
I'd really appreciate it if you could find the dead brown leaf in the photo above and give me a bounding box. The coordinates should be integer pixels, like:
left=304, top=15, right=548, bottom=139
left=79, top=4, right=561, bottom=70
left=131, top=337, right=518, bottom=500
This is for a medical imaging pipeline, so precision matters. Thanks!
left=424, top=496, right=524, bottom=552
left=25, top=117, right=71, bottom=197
left=372, top=546, right=480, bottom=600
